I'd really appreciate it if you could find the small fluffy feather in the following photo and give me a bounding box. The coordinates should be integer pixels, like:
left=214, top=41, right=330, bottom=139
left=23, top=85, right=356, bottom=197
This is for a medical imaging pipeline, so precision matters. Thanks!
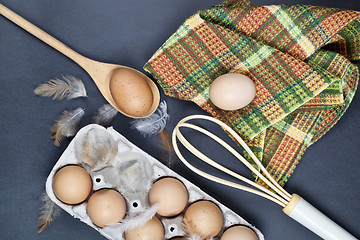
left=51, top=107, right=85, bottom=146
left=75, top=127, right=118, bottom=171
left=34, top=75, right=87, bottom=100
left=131, top=101, right=169, bottom=136
left=158, top=129, right=174, bottom=167
left=93, top=104, right=118, bottom=126
left=37, top=191, right=61, bottom=233
left=102, top=204, right=158, bottom=239
left=186, top=236, right=203, bottom=240
left=117, top=155, right=154, bottom=194
left=187, top=236, right=214, bottom=240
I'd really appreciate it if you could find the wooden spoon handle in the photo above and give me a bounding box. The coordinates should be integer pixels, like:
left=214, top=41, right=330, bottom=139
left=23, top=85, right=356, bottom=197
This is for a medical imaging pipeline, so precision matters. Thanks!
left=0, top=3, right=90, bottom=69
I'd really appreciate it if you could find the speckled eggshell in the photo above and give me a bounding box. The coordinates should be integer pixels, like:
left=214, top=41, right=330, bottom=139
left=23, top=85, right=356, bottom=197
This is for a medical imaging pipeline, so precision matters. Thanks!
left=125, top=216, right=164, bottom=240
left=183, top=200, right=224, bottom=238
left=209, top=73, right=256, bottom=111
left=87, top=188, right=127, bottom=228
left=109, top=68, right=153, bottom=117
left=220, top=225, right=259, bottom=240
left=149, top=177, right=188, bottom=217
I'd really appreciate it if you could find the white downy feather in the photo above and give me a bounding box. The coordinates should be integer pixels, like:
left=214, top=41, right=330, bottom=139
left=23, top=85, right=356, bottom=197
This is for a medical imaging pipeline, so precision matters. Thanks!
left=74, top=127, right=118, bottom=171
left=116, top=153, right=154, bottom=194
left=34, top=75, right=87, bottom=100
left=102, top=204, right=159, bottom=239
left=93, top=104, right=118, bottom=126
left=131, top=101, right=169, bottom=136
left=51, top=107, right=85, bottom=146
left=186, top=236, right=202, bottom=240
left=187, top=236, right=214, bottom=240
left=37, top=191, right=61, bottom=232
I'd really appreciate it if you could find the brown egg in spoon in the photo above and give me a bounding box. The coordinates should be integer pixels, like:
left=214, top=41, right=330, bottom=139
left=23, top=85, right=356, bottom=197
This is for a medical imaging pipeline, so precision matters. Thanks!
left=0, top=4, right=160, bottom=118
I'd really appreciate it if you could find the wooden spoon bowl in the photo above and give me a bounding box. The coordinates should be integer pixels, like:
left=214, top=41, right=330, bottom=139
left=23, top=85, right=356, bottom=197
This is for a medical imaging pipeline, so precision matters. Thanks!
left=83, top=60, right=160, bottom=118
left=0, top=3, right=160, bottom=118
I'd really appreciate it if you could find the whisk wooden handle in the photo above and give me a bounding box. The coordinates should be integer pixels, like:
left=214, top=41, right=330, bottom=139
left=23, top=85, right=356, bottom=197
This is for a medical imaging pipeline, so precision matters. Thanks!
left=284, top=194, right=356, bottom=240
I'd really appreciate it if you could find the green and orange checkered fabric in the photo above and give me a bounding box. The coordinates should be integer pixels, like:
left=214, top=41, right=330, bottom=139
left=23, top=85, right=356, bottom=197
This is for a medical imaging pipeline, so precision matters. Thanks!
left=144, top=0, right=360, bottom=186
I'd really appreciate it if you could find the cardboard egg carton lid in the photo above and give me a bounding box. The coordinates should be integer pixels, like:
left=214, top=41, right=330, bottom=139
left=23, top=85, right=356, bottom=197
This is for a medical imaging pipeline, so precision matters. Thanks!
left=46, top=124, right=264, bottom=240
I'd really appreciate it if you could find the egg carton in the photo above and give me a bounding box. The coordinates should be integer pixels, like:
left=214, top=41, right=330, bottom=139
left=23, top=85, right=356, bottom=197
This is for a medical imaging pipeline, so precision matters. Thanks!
left=46, top=124, right=264, bottom=240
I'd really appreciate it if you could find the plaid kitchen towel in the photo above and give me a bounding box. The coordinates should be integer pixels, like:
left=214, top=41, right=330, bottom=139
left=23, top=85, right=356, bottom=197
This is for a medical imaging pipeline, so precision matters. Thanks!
left=144, top=0, right=360, bottom=186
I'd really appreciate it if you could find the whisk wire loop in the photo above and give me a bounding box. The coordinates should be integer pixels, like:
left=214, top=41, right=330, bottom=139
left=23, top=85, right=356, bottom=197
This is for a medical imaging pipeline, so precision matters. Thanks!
left=175, top=122, right=289, bottom=206
left=172, top=130, right=287, bottom=207
left=172, top=115, right=291, bottom=207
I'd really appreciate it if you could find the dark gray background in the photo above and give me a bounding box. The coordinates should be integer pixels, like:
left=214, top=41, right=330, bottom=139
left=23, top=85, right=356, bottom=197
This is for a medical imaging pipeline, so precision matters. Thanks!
left=0, top=0, right=359, bottom=239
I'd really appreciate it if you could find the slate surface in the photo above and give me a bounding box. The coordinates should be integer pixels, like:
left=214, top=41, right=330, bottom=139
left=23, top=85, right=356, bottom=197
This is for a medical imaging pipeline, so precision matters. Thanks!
left=0, top=1, right=359, bottom=240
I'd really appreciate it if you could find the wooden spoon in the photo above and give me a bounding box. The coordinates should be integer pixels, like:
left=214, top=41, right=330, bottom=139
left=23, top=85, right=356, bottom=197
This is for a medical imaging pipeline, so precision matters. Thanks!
left=0, top=3, right=160, bottom=118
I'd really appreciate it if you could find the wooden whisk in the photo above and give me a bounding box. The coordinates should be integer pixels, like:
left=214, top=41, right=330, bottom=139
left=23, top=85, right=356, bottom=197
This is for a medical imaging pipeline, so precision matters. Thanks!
left=172, top=115, right=356, bottom=240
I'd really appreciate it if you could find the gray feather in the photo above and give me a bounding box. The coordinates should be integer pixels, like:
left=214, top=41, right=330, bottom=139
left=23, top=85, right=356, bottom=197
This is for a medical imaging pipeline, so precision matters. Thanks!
left=34, top=75, right=87, bottom=100
left=51, top=107, right=85, bottom=146
left=131, top=101, right=169, bottom=136
left=93, top=104, right=118, bottom=126
left=37, top=191, right=61, bottom=233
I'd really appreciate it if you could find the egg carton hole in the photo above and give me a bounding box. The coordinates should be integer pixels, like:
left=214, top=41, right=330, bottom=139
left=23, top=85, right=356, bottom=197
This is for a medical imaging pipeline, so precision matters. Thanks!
left=132, top=201, right=139, bottom=208
left=167, top=223, right=180, bottom=235
left=129, top=200, right=142, bottom=210
left=93, top=175, right=104, bottom=184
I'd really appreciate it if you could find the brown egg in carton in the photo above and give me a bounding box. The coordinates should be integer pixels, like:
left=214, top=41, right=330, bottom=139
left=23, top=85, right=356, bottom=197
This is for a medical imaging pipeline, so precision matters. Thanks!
left=46, top=124, right=264, bottom=240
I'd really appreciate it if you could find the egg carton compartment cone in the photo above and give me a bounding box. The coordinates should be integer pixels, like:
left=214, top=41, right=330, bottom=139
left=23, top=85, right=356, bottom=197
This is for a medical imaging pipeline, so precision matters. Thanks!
left=46, top=124, right=264, bottom=240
